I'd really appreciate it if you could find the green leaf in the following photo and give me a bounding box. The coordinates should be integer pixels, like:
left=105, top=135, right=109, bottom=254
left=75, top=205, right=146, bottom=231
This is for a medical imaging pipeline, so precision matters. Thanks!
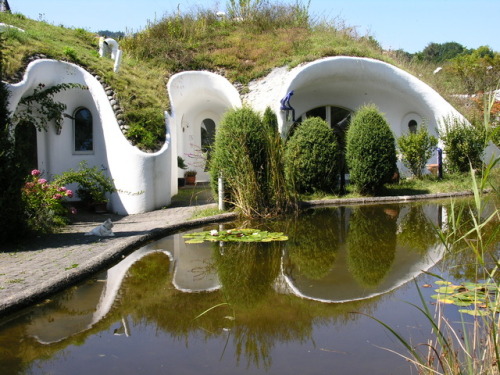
left=183, top=228, right=288, bottom=244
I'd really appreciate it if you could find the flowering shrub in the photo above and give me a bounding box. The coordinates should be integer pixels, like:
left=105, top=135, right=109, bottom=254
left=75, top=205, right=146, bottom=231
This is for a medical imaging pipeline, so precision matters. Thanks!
left=22, top=169, right=75, bottom=233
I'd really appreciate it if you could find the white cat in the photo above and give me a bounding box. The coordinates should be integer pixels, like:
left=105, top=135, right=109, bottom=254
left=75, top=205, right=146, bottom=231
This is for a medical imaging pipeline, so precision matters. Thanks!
left=85, top=218, right=115, bottom=237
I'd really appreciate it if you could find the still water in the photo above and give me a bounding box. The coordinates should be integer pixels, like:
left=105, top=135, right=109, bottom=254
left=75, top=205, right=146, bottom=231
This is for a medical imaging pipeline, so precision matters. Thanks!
left=0, top=200, right=498, bottom=374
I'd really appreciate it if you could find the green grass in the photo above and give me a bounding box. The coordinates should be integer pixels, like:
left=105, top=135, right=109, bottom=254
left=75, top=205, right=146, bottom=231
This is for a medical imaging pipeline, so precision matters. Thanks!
left=169, top=185, right=215, bottom=208
left=190, top=207, right=226, bottom=220
left=299, top=173, right=476, bottom=201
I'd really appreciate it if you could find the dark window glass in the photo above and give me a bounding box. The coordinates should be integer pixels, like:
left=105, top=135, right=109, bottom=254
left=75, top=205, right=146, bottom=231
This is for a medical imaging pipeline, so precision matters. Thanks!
left=74, top=108, right=93, bottom=152
left=306, top=106, right=326, bottom=121
left=408, top=119, right=418, bottom=133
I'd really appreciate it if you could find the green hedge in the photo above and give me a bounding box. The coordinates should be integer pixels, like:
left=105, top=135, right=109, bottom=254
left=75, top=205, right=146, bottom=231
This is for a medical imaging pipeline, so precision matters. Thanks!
left=346, top=105, right=397, bottom=194
left=284, top=117, right=339, bottom=194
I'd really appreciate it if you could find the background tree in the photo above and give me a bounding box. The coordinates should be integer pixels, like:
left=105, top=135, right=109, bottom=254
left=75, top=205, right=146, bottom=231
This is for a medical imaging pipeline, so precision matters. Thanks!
left=415, top=41, right=468, bottom=63
left=445, top=46, right=500, bottom=94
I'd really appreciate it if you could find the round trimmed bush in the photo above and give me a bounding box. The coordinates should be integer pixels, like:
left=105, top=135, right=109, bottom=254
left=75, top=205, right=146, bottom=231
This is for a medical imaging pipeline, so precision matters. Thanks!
left=346, top=105, right=397, bottom=194
left=284, top=117, right=339, bottom=194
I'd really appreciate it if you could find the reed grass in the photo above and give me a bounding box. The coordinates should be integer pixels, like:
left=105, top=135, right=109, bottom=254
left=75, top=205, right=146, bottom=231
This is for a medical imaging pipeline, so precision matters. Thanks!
left=372, top=158, right=500, bottom=375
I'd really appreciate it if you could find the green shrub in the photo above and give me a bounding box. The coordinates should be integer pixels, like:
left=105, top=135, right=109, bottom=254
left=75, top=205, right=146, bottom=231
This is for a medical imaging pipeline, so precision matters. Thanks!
left=440, top=117, right=486, bottom=173
left=346, top=104, right=397, bottom=194
left=490, top=125, right=500, bottom=148
left=397, top=125, right=438, bottom=178
left=22, top=170, right=74, bottom=233
left=284, top=117, right=339, bottom=194
left=125, top=108, right=166, bottom=151
left=54, top=161, right=116, bottom=204
left=210, top=107, right=292, bottom=217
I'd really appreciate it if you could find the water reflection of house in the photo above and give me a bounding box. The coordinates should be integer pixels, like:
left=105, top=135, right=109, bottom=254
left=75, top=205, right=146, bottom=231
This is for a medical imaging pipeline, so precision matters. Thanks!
left=26, top=204, right=447, bottom=344
left=8, top=54, right=498, bottom=215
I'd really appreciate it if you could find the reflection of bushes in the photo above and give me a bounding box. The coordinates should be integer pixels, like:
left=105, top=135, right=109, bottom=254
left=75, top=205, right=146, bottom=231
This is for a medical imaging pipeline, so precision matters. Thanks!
left=214, top=242, right=282, bottom=307
left=398, top=204, right=439, bottom=253
left=286, top=208, right=340, bottom=279
left=347, top=206, right=398, bottom=287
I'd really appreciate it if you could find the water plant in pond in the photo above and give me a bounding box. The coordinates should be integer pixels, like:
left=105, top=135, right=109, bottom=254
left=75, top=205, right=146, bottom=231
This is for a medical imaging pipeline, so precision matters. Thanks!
left=432, top=280, right=499, bottom=316
left=183, top=228, right=288, bottom=243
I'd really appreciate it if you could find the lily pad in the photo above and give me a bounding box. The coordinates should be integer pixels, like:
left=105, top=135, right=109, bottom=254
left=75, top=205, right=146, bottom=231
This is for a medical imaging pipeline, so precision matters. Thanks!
left=183, top=228, right=288, bottom=244
left=431, top=280, right=500, bottom=315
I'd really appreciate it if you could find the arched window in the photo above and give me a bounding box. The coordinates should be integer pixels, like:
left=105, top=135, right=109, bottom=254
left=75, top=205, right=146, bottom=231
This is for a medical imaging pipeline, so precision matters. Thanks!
left=201, top=118, right=216, bottom=171
left=408, top=119, right=418, bottom=133
left=201, top=118, right=216, bottom=152
left=73, top=108, right=93, bottom=154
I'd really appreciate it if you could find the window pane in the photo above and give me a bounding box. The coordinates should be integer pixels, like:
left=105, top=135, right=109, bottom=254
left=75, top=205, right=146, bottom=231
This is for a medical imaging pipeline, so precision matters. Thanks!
left=306, top=107, right=326, bottom=121
left=74, top=108, right=93, bottom=152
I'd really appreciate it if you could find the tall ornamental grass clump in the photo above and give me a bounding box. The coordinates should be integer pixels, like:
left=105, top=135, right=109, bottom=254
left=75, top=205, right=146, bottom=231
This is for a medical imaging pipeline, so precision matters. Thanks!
left=284, top=117, right=339, bottom=194
left=440, top=117, right=487, bottom=173
left=210, top=107, right=293, bottom=217
left=346, top=104, right=397, bottom=194
left=398, top=126, right=438, bottom=178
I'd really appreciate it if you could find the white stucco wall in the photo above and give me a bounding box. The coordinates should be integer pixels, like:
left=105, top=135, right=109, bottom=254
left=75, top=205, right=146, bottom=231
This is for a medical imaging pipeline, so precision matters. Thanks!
left=166, top=71, right=242, bottom=183
left=243, top=56, right=499, bottom=174
left=276, top=57, right=463, bottom=138
left=8, top=59, right=172, bottom=215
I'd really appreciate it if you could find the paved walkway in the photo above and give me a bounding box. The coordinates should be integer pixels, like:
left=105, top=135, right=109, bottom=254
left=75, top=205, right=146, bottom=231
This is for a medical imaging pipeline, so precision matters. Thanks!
left=0, top=189, right=475, bottom=318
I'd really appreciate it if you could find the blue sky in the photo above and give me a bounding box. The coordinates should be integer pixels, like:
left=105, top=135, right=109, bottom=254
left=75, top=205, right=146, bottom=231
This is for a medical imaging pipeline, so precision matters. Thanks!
left=10, top=0, right=500, bottom=53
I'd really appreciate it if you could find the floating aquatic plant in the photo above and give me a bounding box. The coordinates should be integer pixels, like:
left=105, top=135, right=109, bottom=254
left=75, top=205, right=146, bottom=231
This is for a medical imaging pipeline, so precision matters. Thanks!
left=183, top=228, right=288, bottom=244
left=431, top=280, right=499, bottom=316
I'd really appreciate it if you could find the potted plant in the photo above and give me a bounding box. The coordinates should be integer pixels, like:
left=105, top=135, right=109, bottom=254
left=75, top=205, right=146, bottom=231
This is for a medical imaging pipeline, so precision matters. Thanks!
left=54, top=161, right=116, bottom=213
left=178, top=156, right=187, bottom=187
left=184, top=170, right=197, bottom=185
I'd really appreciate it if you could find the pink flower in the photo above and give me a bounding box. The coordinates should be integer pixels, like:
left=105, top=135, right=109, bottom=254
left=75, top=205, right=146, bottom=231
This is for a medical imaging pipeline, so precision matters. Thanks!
left=31, top=169, right=41, bottom=176
left=38, top=178, right=47, bottom=184
left=53, top=193, right=63, bottom=200
left=25, top=182, right=35, bottom=189
left=66, top=189, right=73, bottom=198
left=58, top=186, right=67, bottom=192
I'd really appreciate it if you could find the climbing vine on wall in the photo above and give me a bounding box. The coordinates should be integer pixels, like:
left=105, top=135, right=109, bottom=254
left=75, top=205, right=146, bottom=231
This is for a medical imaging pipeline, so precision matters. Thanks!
left=13, top=82, right=87, bottom=133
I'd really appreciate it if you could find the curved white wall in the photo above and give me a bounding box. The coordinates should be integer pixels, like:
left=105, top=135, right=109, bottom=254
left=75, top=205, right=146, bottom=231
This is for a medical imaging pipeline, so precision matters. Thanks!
left=8, top=59, right=172, bottom=215
left=242, top=56, right=475, bottom=174
left=276, top=57, right=463, bottom=138
left=166, top=71, right=242, bottom=183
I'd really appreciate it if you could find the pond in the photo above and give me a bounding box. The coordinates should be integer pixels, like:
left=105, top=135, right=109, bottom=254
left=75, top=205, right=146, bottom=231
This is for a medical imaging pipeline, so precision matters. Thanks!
left=0, top=199, right=498, bottom=375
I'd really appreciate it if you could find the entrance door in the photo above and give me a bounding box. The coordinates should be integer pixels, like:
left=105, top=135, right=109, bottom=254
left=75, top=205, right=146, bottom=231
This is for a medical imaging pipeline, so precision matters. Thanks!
left=15, top=122, right=38, bottom=174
